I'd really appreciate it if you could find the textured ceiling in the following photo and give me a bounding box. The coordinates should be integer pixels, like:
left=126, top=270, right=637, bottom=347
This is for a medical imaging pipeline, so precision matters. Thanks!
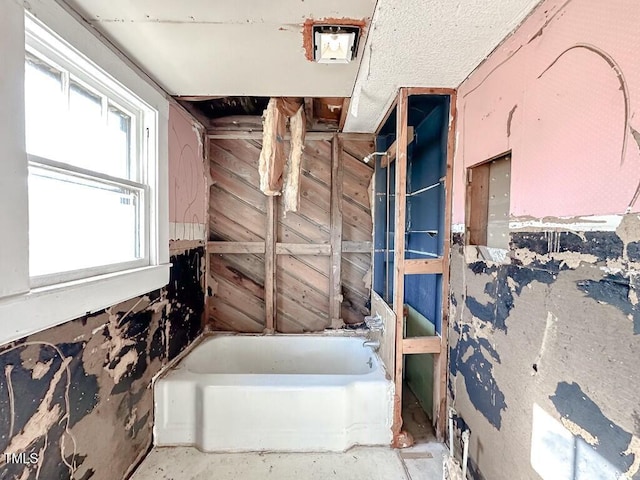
left=63, top=0, right=377, bottom=97
left=343, top=0, right=541, bottom=132
left=63, top=0, right=541, bottom=132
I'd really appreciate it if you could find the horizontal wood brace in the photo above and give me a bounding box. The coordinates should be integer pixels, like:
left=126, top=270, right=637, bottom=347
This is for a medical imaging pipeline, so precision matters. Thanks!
left=402, top=336, right=441, bottom=354
left=381, top=126, right=414, bottom=168
left=208, top=241, right=372, bottom=256
left=404, top=258, right=443, bottom=275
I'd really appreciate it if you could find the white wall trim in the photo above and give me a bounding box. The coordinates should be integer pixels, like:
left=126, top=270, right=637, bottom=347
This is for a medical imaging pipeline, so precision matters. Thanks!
left=0, top=265, right=170, bottom=345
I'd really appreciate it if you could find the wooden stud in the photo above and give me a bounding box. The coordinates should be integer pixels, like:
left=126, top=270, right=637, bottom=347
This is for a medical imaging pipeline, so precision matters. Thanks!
left=265, top=196, right=277, bottom=333
left=434, top=90, right=457, bottom=442
left=304, top=97, right=315, bottom=130
left=329, top=134, right=344, bottom=328
left=339, top=97, right=351, bottom=131
left=380, top=127, right=415, bottom=168
left=404, top=258, right=444, bottom=275
left=466, top=163, right=490, bottom=246
left=402, top=336, right=441, bottom=355
left=207, top=131, right=374, bottom=141
left=406, top=87, right=456, bottom=97
left=208, top=242, right=265, bottom=254
left=276, top=243, right=331, bottom=255
left=392, top=88, right=409, bottom=445
left=341, top=241, right=372, bottom=254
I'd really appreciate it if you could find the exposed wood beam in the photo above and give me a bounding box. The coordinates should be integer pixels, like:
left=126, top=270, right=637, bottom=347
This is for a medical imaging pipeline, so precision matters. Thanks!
left=329, top=134, right=344, bottom=328
left=339, top=97, right=351, bottom=131
left=208, top=242, right=265, bottom=254
left=406, top=87, right=456, bottom=97
left=265, top=196, right=277, bottom=333
left=402, top=336, right=441, bottom=355
left=392, top=88, right=409, bottom=446
left=381, top=126, right=414, bottom=168
left=176, top=100, right=211, bottom=129
left=276, top=243, right=331, bottom=255
left=342, top=241, right=372, bottom=253
left=304, top=97, right=314, bottom=130
left=207, top=241, right=372, bottom=256
left=207, top=131, right=373, bottom=141
left=434, top=90, right=457, bottom=442
left=404, top=258, right=443, bottom=275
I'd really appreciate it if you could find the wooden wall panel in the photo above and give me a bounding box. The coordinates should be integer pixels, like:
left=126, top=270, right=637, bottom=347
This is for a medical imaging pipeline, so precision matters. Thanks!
left=207, top=136, right=374, bottom=333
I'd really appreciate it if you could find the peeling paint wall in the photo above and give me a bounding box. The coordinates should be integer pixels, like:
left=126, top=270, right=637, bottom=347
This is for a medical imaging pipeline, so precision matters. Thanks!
left=169, top=104, right=207, bottom=241
left=450, top=1, right=640, bottom=479
left=0, top=247, right=204, bottom=480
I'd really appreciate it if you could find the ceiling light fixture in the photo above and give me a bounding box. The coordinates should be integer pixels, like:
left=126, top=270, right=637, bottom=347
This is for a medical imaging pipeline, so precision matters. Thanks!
left=313, top=25, right=360, bottom=64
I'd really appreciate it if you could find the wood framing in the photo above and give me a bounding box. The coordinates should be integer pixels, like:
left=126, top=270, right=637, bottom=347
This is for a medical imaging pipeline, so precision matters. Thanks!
left=208, top=241, right=371, bottom=256
left=265, top=196, right=277, bottom=333
left=338, top=97, right=351, bottom=131
left=329, top=134, right=345, bottom=327
left=206, top=131, right=373, bottom=141
left=381, top=86, right=457, bottom=446
left=208, top=242, right=265, bottom=254
left=380, top=126, right=415, bottom=168
left=392, top=88, right=409, bottom=444
left=404, top=258, right=443, bottom=275
left=402, top=336, right=441, bottom=355
left=434, top=90, right=457, bottom=441
left=276, top=243, right=331, bottom=255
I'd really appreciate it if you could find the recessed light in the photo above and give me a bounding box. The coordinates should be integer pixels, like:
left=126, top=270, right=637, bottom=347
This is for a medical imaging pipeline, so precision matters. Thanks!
left=313, top=25, right=360, bottom=64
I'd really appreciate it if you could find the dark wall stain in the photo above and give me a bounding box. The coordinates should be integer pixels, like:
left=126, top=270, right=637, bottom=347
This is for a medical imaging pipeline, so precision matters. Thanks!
left=466, top=263, right=555, bottom=333
left=511, top=231, right=624, bottom=262
left=0, top=247, right=204, bottom=480
left=549, top=382, right=635, bottom=474
left=450, top=324, right=506, bottom=430
left=167, top=248, right=205, bottom=360
left=577, top=273, right=640, bottom=334
left=627, top=241, right=640, bottom=262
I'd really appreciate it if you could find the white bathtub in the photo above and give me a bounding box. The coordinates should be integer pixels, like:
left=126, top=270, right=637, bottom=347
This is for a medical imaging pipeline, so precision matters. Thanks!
left=154, top=334, right=394, bottom=452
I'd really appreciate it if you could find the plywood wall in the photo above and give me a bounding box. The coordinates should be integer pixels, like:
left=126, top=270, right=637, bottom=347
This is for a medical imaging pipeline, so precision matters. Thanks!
left=207, top=136, right=374, bottom=333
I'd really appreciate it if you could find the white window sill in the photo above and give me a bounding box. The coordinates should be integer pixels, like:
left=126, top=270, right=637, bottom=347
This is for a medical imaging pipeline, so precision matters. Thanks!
left=0, top=264, right=170, bottom=345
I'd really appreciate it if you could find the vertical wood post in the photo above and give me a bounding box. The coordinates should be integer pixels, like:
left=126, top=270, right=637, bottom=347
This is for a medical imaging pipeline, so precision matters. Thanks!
left=265, top=196, right=277, bottom=333
left=434, top=91, right=457, bottom=441
left=329, top=135, right=344, bottom=328
left=392, top=88, right=409, bottom=444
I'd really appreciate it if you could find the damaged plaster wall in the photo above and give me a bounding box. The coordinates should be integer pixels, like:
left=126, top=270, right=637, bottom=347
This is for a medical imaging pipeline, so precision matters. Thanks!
left=0, top=247, right=204, bottom=480
left=169, top=103, right=207, bottom=242
left=450, top=0, right=640, bottom=479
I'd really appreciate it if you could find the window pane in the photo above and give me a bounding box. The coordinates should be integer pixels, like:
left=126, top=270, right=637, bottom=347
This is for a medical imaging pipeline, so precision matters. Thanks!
left=24, top=54, right=65, bottom=160
left=66, top=81, right=105, bottom=172
left=28, top=165, right=143, bottom=277
left=107, top=105, right=132, bottom=179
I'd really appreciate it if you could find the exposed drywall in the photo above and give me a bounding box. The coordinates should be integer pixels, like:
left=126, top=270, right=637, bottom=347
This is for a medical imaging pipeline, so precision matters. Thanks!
left=169, top=104, right=207, bottom=241
left=452, top=0, right=640, bottom=223
left=0, top=248, right=204, bottom=480
left=449, top=1, right=640, bottom=479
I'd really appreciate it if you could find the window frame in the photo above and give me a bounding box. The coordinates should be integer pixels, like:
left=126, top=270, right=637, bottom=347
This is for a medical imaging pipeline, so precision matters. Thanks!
left=0, top=3, right=170, bottom=345
left=25, top=16, right=154, bottom=286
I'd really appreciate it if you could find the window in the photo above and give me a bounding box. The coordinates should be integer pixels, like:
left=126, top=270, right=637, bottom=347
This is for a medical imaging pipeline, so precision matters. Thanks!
left=25, top=15, right=153, bottom=286
left=466, top=153, right=511, bottom=250
left=0, top=5, right=169, bottom=345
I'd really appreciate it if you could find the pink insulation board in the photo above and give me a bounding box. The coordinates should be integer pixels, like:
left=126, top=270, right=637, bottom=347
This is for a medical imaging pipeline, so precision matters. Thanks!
left=453, top=0, right=640, bottom=224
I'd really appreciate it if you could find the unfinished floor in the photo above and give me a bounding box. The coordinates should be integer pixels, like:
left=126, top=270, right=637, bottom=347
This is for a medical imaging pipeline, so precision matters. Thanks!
left=131, top=383, right=445, bottom=480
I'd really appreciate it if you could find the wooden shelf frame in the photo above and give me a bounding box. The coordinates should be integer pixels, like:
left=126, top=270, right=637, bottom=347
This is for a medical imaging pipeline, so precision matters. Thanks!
left=381, top=87, right=457, bottom=445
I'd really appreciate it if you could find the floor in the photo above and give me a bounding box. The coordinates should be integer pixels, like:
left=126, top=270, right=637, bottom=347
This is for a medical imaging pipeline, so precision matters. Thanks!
left=131, top=384, right=447, bottom=480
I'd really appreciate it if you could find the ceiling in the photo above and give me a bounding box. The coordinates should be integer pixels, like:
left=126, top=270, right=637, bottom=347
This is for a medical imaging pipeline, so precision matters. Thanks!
left=64, top=0, right=541, bottom=132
